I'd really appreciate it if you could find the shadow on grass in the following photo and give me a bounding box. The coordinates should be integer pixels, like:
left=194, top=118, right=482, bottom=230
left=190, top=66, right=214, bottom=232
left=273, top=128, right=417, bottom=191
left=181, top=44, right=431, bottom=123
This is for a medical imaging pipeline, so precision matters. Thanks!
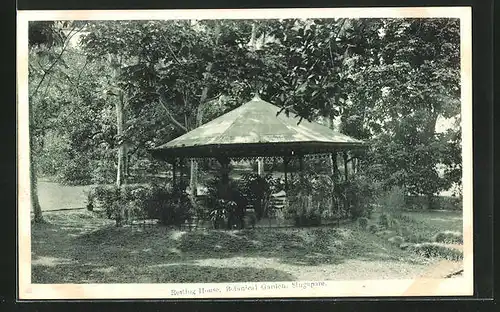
left=32, top=262, right=294, bottom=284
left=31, top=211, right=423, bottom=283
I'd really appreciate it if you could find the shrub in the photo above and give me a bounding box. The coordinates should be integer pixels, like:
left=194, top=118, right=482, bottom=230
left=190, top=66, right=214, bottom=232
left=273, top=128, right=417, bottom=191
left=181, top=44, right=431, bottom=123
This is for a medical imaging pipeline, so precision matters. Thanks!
left=388, top=235, right=405, bottom=246
left=92, top=184, right=120, bottom=219
left=285, top=174, right=336, bottom=226
left=90, top=159, right=116, bottom=184
left=406, top=233, right=430, bottom=244
left=358, top=217, right=369, bottom=230
left=90, top=182, right=194, bottom=227
left=378, top=186, right=406, bottom=215
left=344, top=175, right=379, bottom=220
left=391, top=218, right=400, bottom=230
left=56, top=157, right=93, bottom=185
left=286, top=193, right=322, bottom=227
left=239, top=173, right=281, bottom=221
left=434, top=231, right=463, bottom=244
left=244, top=209, right=257, bottom=229
left=408, top=243, right=463, bottom=261
left=205, top=175, right=247, bottom=229
left=368, top=224, right=379, bottom=233
left=84, top=189, right=95, bottom=212
left=157, top=182, right=194, bottom=227
left=378, top=213, right=391, bottom=229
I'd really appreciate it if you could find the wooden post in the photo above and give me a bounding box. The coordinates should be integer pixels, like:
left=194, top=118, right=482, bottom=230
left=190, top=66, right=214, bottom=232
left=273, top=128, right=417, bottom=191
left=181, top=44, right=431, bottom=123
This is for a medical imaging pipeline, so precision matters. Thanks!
left=283, top=156, right=289, bottom=192
left=342, top=151, right=349, bottom=220
left=330, top=152, right=338, bottom=178
left=217, top=157, right=231, bottom=198
left=189, top=159, right=198, bottom=196
left=172, top=159, right=177, bottom=187
left=257, top=158, right=265, bottom=176
left=343, top=151, right=349, bottom=181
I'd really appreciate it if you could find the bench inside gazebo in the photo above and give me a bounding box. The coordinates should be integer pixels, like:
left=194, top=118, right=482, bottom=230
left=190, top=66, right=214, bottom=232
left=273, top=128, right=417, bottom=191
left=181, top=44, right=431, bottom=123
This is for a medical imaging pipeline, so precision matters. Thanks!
left=150, top=94, right=366, bottom=228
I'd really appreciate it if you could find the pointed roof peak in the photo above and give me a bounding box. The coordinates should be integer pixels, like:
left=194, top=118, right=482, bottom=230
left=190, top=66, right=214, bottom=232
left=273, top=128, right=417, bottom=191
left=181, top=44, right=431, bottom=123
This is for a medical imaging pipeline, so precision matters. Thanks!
left=251, top=92, right=262, bottom=101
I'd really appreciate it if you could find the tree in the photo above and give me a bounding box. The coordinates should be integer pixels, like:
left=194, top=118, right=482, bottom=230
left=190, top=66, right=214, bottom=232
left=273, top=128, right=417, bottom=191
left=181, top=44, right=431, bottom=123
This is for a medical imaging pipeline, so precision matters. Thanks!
left=28, top=21, right=86, bottom=222
left=79, top=20, right=275, bottom=189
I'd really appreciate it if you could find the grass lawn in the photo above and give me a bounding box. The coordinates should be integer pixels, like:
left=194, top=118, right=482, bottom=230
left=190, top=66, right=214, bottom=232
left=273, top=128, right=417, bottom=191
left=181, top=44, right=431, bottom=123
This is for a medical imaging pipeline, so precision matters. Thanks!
left=369, top=209, right=463, bottom=244
left=31, top=210, right=462, bottom=284
left=404, top=210, right=463, bottom=233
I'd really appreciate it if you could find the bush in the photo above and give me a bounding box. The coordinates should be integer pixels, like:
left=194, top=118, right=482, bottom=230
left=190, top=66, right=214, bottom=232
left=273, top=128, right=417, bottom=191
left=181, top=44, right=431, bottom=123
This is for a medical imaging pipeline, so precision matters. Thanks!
left=239, top=173, right=280, bottom=221
left=388, top=235, right=405, bottom=246
left=404, top=195, right=463, bottom=211
left=56, top=157, right=93, bottom=185
left=156, top=182, right=194, bottom=227
left=90, top=182, right=194, bottom=227
left=344, top=174, right=380, bottom=220
left=368, top=224, right=379, bottom=233
left=84, top=189, right=95, bottom=212
left=285, top=174, right=337, bottom=226
left=408, top=243, right=463, bottom=261
left=205, top=175, right=247, bottom=229
left=244, top=209, right=257, bottom=229
left=90, top=159, right=116, bottom=184
left=286, top=193, right=322, bottom=227
left=92, top=184, right=120, bottom=219
left=378, top=186, right=406, bottom=215
left=358, top=217, right=369, bottom=230
left=378, top=213, right=391, bottom=229
left=434, top=231, right=463, bottom=244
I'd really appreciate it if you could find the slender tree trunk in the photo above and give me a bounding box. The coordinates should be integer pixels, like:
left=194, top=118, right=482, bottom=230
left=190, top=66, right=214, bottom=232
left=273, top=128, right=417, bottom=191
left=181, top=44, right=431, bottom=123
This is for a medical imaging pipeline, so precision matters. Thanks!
left=188, top=22, right=222, bottom=195
left=327, top=117, right=335, bottom=175
left=115, top=91, right=127, bottom=226
left=116, top=92, right=125, bottom=188
left=30, top=138, right=43, bottom=223
left=250, top=22, right=258, bottom=52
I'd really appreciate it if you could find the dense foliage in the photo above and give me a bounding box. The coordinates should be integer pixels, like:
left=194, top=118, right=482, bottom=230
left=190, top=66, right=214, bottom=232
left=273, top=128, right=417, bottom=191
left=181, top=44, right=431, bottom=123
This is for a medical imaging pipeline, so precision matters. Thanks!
left=29, top=18, right=462, bottom=224
left=90, top=182, right=194, bottom=227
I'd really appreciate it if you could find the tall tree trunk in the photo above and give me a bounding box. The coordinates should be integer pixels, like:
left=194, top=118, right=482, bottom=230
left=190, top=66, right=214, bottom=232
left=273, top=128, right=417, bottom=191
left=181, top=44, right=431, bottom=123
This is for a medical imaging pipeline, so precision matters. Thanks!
left=189, top=22, right=221, bottom=195
left=115, top=91, right=127, bottom=226
left=423, top=110, right=439, bottom=208
left=327, top=116, right=335, bottom=175
left=30, top=138, right=43, bottom=223
left=116, top=91, right=125, bottom=188
left=250, top=22, right=257, bottom=49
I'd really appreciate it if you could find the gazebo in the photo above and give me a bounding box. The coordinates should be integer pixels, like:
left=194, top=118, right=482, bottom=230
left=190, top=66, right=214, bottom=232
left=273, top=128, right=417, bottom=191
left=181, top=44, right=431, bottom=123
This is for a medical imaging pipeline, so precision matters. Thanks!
left=150, top=94, right=366, bottom=227
left=151, top=94, right=365, bottom=187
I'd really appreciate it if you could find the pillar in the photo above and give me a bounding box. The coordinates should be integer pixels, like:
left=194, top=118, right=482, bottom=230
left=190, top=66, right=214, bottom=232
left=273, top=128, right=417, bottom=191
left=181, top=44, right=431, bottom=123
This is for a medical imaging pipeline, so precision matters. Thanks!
left=283, top=156, right=289, bottom=192
left=343, top=151, right=349, bottom=181
left=257, top=158, right=265, bottom=176
left=217, top=157, right=231, bottom=199
left=172, top=159, right=177, bottom=187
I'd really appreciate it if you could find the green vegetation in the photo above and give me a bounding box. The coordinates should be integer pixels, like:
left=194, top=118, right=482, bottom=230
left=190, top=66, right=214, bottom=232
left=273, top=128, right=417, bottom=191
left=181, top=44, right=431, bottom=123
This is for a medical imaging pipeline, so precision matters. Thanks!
left=29, top=19, right=462, bottom=224
left=28, top=18, right=464, bottom=282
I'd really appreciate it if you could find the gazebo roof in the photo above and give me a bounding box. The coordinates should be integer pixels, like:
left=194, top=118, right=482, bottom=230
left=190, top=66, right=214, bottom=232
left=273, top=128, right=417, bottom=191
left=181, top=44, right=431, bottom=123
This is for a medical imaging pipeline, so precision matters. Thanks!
left=151, top=95, right=366, bottom=161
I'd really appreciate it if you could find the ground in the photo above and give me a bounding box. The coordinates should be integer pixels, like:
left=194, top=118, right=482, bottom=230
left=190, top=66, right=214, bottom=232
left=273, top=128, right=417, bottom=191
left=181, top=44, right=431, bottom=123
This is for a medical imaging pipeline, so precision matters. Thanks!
left=31, top=181, right=464, bottom=283
left=31, top=209, right=463, bottom=283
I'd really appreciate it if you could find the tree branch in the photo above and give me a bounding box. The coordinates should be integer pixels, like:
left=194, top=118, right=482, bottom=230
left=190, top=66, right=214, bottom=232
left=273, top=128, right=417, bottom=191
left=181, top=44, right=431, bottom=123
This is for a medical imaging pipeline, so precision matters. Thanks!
left=30, top=24, right=86, bottom=99
left=328, top=19, right=347, bottom=69
left=157, top=89, right=188, bottom=133
left=161, top=33, right=182, bottom=65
